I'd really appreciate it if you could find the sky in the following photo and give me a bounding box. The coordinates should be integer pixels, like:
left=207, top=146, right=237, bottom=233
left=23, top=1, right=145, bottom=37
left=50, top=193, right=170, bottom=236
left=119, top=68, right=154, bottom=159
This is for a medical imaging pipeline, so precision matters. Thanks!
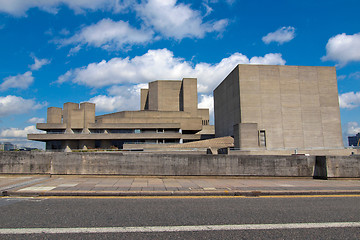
left=0, top=0, right=360, bottom=149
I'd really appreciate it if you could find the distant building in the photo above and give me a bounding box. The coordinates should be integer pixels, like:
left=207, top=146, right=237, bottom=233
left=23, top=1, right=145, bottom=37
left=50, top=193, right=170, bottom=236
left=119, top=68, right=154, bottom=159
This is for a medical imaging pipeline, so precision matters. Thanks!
left=28, top=78, right=215, bottom=151
left=3, top=142, right=16, bottom=151
left=214, top=64, right=343, bottom=150
left=348, top=133, right=360, bottom=147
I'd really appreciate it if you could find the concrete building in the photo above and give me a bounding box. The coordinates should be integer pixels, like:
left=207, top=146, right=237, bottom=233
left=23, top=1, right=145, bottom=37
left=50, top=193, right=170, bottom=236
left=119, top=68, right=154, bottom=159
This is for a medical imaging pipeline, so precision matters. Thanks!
left=28, top=78, right=214, bottom=151
left=348, top=133, right=360, bottom=147
left=214, top=64, right=343, bottom=151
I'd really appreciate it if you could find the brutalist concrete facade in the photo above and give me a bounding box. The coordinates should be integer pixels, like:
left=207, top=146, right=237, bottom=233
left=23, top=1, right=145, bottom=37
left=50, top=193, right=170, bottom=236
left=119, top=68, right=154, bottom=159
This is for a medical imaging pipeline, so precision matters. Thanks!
left=28, top=78, right=214, bottom=151
left=214, top=64, right=343, bottom=150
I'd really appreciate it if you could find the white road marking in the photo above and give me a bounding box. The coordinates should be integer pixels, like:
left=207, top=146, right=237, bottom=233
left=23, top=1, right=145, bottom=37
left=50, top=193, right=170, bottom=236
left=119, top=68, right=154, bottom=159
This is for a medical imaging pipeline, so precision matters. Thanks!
left=1, top=222, right=360, bottom=234
left=58, top=184, right=78, bottom=187
left=17, top=187, right=56, bottom=192
left=203, top=188, right=217, bottom=190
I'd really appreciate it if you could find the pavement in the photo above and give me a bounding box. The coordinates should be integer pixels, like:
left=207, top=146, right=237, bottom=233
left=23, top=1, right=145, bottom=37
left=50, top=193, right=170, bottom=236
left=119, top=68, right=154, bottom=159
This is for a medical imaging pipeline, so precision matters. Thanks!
left=1, top=175, right=360, bottom=197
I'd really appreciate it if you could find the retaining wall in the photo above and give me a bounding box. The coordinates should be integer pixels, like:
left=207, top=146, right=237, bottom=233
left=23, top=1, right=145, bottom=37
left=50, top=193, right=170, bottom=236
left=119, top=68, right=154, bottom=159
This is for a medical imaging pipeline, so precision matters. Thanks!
left=0, top=152, right=359, bottom=177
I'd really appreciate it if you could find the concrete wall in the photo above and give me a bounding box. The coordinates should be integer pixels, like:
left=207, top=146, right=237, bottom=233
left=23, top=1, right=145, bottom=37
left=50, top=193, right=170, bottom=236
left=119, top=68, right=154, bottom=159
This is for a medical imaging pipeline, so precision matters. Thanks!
left=214, top=66, right=241, bottom=138
left=214, top=64, right=343, bottom=150
left=326, top=156, right=360, bottom=178
left=0, top=151, right=327, bottom=177
left=1, top=152, right=359, bottom=177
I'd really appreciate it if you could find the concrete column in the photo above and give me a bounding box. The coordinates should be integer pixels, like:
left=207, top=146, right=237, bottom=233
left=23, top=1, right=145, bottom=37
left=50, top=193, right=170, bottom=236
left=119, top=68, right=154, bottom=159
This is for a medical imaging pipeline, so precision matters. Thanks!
left=79, top=140, right=95, bottom=150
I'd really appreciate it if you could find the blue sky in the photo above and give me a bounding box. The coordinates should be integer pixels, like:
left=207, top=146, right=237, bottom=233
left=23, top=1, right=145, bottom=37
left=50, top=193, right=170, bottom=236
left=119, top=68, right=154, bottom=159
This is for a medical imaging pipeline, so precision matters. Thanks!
left=0, top=0, right=360, bottom=148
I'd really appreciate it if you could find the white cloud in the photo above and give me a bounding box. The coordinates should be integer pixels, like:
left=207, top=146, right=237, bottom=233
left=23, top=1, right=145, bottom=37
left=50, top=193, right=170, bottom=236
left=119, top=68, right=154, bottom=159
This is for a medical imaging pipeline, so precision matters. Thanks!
left=262, top=26, right=295, bottom=44
left=0, top=95, right=46, bottom=117
left=345, top=122, right=360, bottom=135
left=0, top=125, right=45, bottom=149
left=0, top=0, right=132, bottom=17
left=0, top=125, right=43, bottom=138
left=88, top=84, right=147, bottom=112
left=338, top=92, right=360, bottom=109
left=249, top=53, right=286, bottom=65
left=349, top=71, right=360, bottom=80
left=27, top=117, right=45, bottom=124
left=0, top=71, right=34, bottom=91
left=58, top=48, right=286, bottom=94
left=135, top=0, right=228, bottom=39
left=61, top=18, right=154, bottom=51
left=198, top=94, right=214, bottom=116
left=322, top=33, right=360, bottom=67
left=29, top=56, right=51, bottom=70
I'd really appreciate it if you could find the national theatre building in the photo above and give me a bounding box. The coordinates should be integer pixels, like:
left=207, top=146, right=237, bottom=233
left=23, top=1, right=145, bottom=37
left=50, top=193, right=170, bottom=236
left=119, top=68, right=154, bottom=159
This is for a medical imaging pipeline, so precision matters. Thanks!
left=214, top=64, right=343, bottom=151
left=28, top=78, right=214, bottom=151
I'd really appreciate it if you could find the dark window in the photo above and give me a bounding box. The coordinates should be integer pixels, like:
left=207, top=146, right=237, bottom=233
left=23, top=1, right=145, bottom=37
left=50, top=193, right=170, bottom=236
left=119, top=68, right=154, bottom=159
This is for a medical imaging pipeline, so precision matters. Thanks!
left=259, top=130, right=266, bottom=147
left=108, top=129, right=134, bottom=134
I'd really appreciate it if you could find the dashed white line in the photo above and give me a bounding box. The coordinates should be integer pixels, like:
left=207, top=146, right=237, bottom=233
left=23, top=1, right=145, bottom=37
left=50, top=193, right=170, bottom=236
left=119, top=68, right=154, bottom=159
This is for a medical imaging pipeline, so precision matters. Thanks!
left=0, top=222, right=360, bottom=234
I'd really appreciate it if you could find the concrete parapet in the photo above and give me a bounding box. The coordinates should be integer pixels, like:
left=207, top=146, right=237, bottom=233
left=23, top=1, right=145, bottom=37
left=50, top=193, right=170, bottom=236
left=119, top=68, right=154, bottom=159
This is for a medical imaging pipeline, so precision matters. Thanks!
left=0, top=152, right=359, bottom=178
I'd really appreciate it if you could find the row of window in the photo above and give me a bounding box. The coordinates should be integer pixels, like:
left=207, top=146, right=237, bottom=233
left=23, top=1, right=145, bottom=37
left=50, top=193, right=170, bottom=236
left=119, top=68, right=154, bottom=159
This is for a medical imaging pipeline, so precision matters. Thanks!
left=46, top=129, right=181, bottom=134
left=202, top=120, right=209, bottom=125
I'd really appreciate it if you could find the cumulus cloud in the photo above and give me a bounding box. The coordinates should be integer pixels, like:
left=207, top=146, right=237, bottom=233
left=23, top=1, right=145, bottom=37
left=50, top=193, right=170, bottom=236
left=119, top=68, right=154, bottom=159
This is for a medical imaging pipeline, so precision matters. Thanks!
left=135, top=0, right=228, bottom=39
left=0, top=0, right=132, bottom=16
left=0, top=125, right=43, bottom=138
left=338, top=92, right=360, bottom=109
left=345, top=122, right=360, bottom=136
left=60, top=19, right=154, bottom=51
left=0, top=71, right=34, bottom=91
left=88, top=84, right=147, bottom=112
left=29, top=56, right=51, bottom=70
left=198, top=94, right=214, bottom=116
left=58, top=48, right=286, bottom=94
left=262, top=26, right=296, bottom=44
left=322, top=33, right=360, bottom=67
left=27, top=117, right=45, bottom=124
left=0, top=95, right=46, bottom=117
left=0, top=125, right=45, bottom=149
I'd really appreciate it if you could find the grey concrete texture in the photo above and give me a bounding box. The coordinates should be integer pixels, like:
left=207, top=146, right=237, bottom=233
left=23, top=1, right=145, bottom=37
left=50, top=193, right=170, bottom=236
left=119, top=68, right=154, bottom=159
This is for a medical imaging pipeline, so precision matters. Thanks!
left=0, top=151, right=314, bottom=176
left=1, top=152, right=360, bottom=178
left=1, top=175, right=360, bottom=197
left=214, top=64, right=343, bottom=150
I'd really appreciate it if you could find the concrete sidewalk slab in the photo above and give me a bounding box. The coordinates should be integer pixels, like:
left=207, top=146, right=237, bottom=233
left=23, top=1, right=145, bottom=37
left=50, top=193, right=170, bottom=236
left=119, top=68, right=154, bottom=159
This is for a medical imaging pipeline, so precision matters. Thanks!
left=1, top=175, right=360, bottom=197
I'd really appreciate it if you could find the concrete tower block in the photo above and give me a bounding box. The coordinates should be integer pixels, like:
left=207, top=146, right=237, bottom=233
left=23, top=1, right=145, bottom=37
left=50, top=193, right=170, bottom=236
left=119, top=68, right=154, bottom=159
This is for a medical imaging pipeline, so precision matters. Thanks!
left=181, top=78, right=198, bottom=115
left=148, top=80, right=182, bottom=111
left=47, top=107, right=62, bottom=123
left=80, top=102, right=95, bottom=133
left=148, top=81, right=159, bottom=111
left=63, top=102, right=79, bottom=133
left=140, top=89, right=149, bottom=110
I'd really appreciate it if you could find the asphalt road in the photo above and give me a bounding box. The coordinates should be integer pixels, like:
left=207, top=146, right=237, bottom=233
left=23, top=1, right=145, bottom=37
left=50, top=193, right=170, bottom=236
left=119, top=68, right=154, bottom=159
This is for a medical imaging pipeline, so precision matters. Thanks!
left=0, top=196, right=359, bottom=239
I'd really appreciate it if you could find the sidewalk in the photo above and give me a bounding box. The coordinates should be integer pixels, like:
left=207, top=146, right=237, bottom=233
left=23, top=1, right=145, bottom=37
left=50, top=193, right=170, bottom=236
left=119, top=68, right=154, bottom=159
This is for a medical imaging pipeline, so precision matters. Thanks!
left=1, top=175, right=360, bottom=197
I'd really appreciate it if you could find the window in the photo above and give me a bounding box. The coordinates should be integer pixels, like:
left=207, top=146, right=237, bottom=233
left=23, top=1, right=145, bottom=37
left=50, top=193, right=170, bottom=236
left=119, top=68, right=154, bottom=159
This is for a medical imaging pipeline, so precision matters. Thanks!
left=259, top=130, right=266, bottom=147
left=108, top=129, right=134, bottom=134
left=72, top=129, right=82, bottom=134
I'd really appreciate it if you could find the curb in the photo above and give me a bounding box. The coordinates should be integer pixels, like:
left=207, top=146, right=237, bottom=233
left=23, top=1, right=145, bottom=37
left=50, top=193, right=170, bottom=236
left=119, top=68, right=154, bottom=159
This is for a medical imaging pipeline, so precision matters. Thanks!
left=3, top=190, right=360, bottom=197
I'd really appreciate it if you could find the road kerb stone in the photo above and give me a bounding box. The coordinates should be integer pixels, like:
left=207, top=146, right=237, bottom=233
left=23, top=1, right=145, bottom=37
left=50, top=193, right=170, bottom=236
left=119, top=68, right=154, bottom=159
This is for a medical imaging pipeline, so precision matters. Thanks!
left=3, top=189, right=360, bottom=197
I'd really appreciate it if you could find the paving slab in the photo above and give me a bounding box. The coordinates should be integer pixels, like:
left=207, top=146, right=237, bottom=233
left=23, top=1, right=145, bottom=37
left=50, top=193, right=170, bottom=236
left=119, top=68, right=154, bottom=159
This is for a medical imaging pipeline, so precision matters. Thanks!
left=0, top=175, right=360, bottom=197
